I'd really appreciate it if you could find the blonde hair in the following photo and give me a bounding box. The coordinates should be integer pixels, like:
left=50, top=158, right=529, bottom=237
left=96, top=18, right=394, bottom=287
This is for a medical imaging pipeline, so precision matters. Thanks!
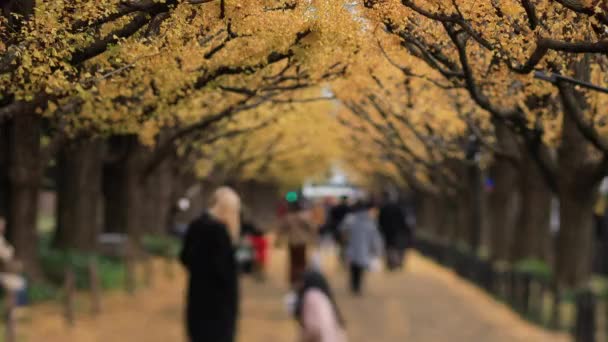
left=208, top=186, right=241, bottom=243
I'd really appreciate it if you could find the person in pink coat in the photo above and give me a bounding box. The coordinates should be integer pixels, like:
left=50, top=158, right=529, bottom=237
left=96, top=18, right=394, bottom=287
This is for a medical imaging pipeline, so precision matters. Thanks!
left=294, top=271, right=347, bottom=342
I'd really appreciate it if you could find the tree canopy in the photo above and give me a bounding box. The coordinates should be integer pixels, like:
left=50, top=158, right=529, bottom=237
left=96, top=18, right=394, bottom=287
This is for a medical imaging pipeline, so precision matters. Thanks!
left=2, top=0, right=608, bottom=288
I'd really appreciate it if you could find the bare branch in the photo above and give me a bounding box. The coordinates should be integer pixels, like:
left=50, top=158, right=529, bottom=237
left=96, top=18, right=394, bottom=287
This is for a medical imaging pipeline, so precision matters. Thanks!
left=510, top=39, right=608, bottom=74
left=444, top=23, right=519, bottom=119
left=377, top=37, right=457, bottom=89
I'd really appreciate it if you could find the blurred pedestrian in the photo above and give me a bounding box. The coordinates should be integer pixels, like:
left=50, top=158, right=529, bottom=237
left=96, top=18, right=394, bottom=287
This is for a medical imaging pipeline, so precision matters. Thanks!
left=249, top=228, right=269, bottom=281
left=180, top=187, right=241, bottom=342
left=0, top=221, right=25, bottom=302
left=328, top=196, right=350, bottom=244
left=294, top=271, right=347, bottom=342
left=277, top=201, right=317, bottom=289
left=310, top=200, right=330, bottom=270
left=326, top=196, right=351, bottom=265
left=277, top=200, right=289, bottom=219
left=378, top=193, right=412, bottom=271
left=339, top=201, right=383, bottom=295
left=318, top=197, right=335, bottom=241
left=240, top=212, right=269, bottom=281
left=237, top=219, right=256, bottom=275
left=311, top=201, right=327, bottom=233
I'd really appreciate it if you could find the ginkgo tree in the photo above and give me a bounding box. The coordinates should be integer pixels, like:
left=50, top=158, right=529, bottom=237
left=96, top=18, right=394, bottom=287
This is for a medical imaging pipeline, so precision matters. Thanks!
left=0, top=0, right=361, bottom=273
left=330, top=21, right=495, bottom=249
left=3, top=0, right=607, bottom=291
left=359, top=0, right=608, bottom=288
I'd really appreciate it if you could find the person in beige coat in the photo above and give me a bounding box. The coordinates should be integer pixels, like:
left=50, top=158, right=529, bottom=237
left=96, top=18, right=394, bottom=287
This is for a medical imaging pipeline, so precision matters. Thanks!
left=277, top=201, right=317, bottom=288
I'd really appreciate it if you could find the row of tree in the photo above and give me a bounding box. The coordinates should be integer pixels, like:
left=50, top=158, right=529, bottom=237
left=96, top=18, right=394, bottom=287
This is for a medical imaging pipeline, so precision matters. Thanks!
left=0, top=0, right=353, bottom=277
left=333, top=0, right=608, bottom=290
left=2, top=0, right=607, bottom=291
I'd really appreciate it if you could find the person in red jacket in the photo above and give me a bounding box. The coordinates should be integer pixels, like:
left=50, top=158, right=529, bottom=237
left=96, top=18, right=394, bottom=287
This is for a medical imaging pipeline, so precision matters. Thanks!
left=241, top=218, right=269, bottom=281
left=250, top=230, right=269, bottom=281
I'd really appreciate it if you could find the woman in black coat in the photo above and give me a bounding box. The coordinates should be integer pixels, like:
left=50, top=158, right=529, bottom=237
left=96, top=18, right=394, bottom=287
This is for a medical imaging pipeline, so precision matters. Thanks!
left=378, top=200, right=412, bottom=270
left=180, top=187, right=241, bottom=342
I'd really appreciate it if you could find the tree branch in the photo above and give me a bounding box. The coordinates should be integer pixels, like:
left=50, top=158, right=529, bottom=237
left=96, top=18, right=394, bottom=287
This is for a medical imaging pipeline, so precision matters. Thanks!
left=520, top=0, right=538, bottom=29
left=557, top=79, right=608, bottom=155
left=510, top=39, right=608, bottom=74
left=445, top=23, right=519, bottom=119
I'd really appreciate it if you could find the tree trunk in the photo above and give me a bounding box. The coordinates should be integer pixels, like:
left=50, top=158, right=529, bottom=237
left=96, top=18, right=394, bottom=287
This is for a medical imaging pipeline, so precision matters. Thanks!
left=555, top=112, right=597, bottom=287
left=486, top=160, right=519, bottom=261
left=454, top=189, right=472, bottom=248
left=554, top=57, right=600, bottom=288
left=556, top=184, right=595, bottom=288
left=103, top=160, right=128, bottom=234
left=416, top=193, right=442, bottom=237
left=443, top=159, right=474, bottom=249
left=467, top=162, right=482, bottom=252
left=53, top=139, right=104, bottom=251
left=419, top=193, right=459, bottom=245
left=511, top=152, right=552, bottom=263
left=0, top=121, right=9, bottom=220
left=450, top=159, right=480, bottom=252
left=441, top=197, right=459, bottom=244
left=6, top=113, right=41, bottom=276
left=486, top=120, right=520, bottom=261
left=103, top=136, right=146, bottom=239
left=140, top=155, right=174, bottom=235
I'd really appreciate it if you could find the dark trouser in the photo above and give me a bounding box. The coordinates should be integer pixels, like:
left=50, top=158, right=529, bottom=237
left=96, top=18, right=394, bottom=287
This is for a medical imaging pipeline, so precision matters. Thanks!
left=350, top=263, right=365, bottom=294
left=386, top=247, right=405, bottom=271
left=289, top=244, right=307, bottom=288
left=333, top=230, right=347, bottom=265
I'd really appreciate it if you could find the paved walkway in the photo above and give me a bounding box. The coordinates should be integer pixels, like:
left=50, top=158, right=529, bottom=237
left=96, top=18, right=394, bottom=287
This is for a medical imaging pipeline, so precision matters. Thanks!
left=18, top=249, right=568, bottom=342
